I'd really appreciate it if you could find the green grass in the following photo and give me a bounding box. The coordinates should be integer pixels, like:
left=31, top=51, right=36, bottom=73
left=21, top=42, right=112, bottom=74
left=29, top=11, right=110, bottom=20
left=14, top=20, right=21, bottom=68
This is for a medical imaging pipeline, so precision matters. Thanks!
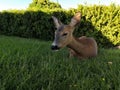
left=0, top=35, right=120, bottom=90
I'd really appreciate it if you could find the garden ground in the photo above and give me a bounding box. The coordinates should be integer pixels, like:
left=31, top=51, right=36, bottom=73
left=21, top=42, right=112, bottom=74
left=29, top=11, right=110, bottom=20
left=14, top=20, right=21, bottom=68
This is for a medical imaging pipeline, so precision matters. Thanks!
left=0, top=35, right=120, bottom=90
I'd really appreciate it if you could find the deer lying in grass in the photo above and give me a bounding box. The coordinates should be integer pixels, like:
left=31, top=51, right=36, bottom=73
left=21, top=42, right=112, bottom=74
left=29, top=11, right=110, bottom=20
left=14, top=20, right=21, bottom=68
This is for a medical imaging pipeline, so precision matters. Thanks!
left=51, top=12, right=98, bottom=59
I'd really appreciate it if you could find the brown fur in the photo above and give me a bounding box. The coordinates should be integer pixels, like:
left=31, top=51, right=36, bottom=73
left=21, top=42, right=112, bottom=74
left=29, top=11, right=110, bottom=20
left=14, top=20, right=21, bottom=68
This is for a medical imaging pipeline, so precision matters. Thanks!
left=52, top=12, right=98, bottom=59
left=68, top=36, right=97, bottom=59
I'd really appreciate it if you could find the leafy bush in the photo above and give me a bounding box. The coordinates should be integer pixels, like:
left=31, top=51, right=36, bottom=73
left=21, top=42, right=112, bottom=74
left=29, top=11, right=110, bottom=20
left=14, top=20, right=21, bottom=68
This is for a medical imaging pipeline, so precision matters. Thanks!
left=0, top=4, right=120, bottom=47
left=77, top=4, right=120, bottom=47
left=28, top=0, right=61, bottom=10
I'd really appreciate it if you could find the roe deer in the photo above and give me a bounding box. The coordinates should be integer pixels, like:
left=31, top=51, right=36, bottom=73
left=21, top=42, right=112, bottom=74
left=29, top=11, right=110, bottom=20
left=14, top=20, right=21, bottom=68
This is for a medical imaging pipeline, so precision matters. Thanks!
left=51, top=12, right=98, bottom=59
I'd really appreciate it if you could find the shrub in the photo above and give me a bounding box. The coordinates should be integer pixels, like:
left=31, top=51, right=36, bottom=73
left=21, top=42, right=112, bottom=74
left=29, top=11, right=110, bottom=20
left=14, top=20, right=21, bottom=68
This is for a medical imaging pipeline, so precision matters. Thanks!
left=0, top=5, right=120, bottom=47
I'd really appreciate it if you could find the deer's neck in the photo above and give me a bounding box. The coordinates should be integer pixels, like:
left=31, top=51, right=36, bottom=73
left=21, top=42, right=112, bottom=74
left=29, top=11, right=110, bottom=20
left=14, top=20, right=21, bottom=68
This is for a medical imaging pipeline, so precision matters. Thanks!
left=67, top=37, right=84, bottom=54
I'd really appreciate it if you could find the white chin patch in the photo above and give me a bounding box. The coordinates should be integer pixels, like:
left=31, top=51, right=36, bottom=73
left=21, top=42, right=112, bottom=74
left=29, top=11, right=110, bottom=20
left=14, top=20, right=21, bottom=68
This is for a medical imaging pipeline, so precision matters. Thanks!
left=54, top=49, right=59, bottom=52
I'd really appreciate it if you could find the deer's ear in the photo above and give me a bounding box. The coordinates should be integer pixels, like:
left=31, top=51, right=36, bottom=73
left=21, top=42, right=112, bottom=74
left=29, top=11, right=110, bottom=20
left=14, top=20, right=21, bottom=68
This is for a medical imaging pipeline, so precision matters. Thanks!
left=52, top=16, right=62, bottom=29
left=69, top=12, right=82, bottom=27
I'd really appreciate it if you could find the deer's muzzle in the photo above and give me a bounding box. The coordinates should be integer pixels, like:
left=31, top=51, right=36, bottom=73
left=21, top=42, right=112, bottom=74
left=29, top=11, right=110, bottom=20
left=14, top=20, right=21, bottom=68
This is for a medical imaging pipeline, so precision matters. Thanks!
left=51, top=45, right=60, bottom=50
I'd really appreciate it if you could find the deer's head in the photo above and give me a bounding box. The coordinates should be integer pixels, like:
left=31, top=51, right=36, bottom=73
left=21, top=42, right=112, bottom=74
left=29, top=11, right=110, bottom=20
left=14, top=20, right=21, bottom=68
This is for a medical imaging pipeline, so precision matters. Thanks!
left=51, top=12, right=82, bottom=50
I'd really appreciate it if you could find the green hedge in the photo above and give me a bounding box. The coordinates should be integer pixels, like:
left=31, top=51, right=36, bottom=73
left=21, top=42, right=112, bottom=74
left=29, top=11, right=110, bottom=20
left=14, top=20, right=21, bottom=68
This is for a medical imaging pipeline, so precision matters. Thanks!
left=0, top=5, right=120, bottom=47
left=77, top=4, right=120, bottom=47
left=0, top=9, right=66, bottom=40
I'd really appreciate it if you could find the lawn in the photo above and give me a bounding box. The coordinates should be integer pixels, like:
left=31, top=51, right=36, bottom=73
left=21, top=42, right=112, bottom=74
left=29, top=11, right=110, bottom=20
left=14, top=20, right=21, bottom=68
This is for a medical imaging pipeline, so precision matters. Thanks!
left=0, top=36, right=120, bottom=90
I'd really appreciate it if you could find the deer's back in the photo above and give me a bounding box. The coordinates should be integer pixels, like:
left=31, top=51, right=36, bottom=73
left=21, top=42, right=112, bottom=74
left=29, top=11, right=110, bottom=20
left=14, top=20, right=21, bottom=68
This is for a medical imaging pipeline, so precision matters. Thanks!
left=78, top=36, right=98, bottom=56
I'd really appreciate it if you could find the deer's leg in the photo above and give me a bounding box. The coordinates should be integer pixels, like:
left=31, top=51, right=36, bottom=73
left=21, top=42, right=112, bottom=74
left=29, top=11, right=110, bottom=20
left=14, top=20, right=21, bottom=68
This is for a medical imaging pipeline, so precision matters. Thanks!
left=68, top=48, right=76, bottom=58
left=69, top=48, right=82, bottom=58
left=69, top=48, right=85, bottom=60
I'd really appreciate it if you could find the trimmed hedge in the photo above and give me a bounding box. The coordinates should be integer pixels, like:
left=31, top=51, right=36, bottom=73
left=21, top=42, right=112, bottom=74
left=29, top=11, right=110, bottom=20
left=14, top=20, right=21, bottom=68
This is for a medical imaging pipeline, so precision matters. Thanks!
left=0, top=9, right=66, bottom=40
left=0, top=5, right=120, bottom=47
left=77, top=4, right=120, bottom=47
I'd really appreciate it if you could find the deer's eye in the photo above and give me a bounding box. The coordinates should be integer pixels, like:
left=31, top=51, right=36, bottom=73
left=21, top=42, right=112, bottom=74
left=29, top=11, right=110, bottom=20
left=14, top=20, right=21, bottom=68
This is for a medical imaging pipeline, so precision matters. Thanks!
left=62, top=33, right=68, bottom=36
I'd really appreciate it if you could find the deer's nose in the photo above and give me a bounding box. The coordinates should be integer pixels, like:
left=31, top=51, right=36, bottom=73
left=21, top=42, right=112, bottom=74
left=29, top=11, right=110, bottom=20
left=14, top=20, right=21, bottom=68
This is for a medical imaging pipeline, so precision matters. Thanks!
left=51, top=45, right=60, bottom=50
